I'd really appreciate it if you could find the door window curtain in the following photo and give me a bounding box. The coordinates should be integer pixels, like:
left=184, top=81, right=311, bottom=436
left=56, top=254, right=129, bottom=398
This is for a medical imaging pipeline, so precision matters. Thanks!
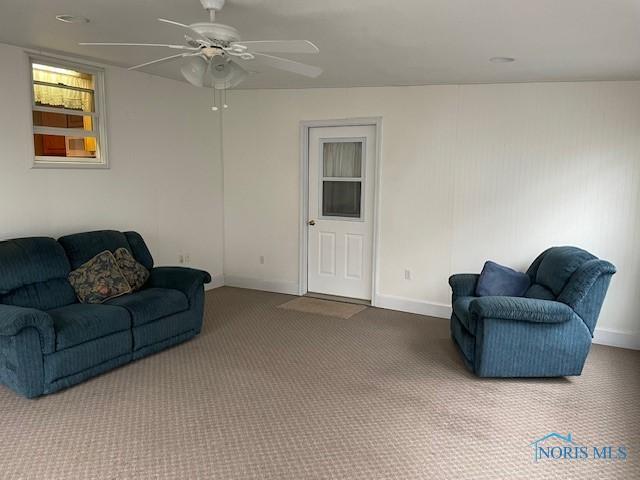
left=323, top=142, right=362, bottom=177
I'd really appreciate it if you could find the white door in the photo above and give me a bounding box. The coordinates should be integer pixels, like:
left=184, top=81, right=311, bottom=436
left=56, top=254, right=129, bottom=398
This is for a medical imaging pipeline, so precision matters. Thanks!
left=307, top=125, right=376, bottom=300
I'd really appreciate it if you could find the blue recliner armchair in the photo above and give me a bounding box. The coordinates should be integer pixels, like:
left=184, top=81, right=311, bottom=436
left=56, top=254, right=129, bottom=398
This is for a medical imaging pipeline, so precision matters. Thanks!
left=449, top=246, right=616, bottom=377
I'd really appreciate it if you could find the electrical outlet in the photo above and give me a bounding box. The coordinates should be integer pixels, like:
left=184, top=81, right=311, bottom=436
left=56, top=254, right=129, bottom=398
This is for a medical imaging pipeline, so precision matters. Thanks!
left=404, top=269, right=412, bottom=280
left=178, top=254, right=185, bottom=264
left=184, top=254, right=190, bottom=264
left=259, top=255, right=265, bottom=265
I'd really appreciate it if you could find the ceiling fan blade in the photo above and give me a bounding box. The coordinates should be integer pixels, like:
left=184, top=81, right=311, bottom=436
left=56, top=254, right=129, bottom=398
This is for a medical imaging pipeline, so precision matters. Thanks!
left=231, top=40, right=319, bottom=54
left=241, top=53, right=323, bottom=78
left=127, top=53, right=190, bottom=71
left=158, top=18, right=212, bottom=45
left=79, top=42, right=198, bottom=51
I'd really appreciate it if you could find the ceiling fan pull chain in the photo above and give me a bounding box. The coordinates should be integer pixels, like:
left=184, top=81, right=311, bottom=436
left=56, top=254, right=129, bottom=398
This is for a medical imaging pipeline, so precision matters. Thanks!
left=223, top=87, right=228, bottom=109
left=212, top=87, right=219, bottom=111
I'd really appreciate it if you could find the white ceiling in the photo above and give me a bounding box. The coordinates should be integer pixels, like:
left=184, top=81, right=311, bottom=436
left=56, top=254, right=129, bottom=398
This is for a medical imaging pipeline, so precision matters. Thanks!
left=1, top=0, right=639, bottom=89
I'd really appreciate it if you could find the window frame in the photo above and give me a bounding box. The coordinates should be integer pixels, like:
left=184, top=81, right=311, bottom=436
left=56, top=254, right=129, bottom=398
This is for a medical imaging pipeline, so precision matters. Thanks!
left=28, top=54, right=109, bottom=169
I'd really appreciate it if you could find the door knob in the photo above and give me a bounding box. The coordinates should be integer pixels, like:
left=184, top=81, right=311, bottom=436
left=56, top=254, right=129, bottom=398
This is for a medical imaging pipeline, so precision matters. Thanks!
left=308, top=220, right=316, bottom=226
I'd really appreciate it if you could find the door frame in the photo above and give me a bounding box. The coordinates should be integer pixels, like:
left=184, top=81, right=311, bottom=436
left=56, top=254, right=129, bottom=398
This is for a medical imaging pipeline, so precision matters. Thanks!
left=298, top=117, right=383, bottom=306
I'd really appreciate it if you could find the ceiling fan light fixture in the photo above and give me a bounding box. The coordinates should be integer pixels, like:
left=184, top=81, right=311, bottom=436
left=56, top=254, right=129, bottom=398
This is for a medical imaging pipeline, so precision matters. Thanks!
left=210, top=57, right=248, bottom=89
left=181, top=56, right=209, bottom=87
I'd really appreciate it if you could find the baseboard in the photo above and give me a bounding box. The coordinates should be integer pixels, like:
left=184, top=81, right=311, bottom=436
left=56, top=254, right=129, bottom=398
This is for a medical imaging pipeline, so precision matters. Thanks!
left=205, top=274, right=225, bottom=291
left=374, top=294, right=452, bottom=319
left=223, top=275, right=299, bottom=296
left=592, top=328, right=640, bottom=350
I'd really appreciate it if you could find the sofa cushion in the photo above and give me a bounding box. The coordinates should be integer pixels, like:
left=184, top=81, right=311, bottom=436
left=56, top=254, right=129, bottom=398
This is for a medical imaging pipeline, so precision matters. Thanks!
left=44, top=331, right=132, bottom=385
left=1, top=278, right=77, bottom=312
left=49, top=303, right=132, bottom=351
left=123, top=231, right=154, bottom=270
left=476, top=261, right=530, bottom=297
left=535, top=246, right=595, bottom=296
left=132, top=309, right=200, bottom=353
left=524, top=284, right=556, bottom=301
left=0, top=237, right=76, bottom=310
left=105, top=288, right=188, bottom=326
left=59, top=230, right=132, bottom=270
left=453, top=296, right=477, bottom=335
left=68, top=251, right=132, bottom=304
left=114, top=248, right=149, bottom=291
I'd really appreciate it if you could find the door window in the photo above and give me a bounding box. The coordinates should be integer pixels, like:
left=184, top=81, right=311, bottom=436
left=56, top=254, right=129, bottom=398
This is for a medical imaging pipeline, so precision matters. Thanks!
left=320, top=140, right=364, bottom=219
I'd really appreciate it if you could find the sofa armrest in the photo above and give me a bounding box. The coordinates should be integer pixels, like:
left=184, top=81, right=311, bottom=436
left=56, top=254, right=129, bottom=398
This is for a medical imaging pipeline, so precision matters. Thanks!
left=147, top=267, right=212, bottom=299
left=0, top=304, right=55, bottom=354
left=449, top=274, right=480, bottom=298
left=470, top=296, right=574, bottom=324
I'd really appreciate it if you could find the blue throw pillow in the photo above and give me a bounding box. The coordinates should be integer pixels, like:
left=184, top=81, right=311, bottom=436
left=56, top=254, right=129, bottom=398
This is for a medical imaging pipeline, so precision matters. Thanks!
left=475, top=261, right=530, bottom=297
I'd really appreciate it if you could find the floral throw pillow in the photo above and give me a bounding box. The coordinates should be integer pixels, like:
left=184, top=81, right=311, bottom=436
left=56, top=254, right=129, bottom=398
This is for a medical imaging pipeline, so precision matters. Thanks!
left=68, top=251, right=132, bottom=304
left=113, top=247, right=150, bottom=291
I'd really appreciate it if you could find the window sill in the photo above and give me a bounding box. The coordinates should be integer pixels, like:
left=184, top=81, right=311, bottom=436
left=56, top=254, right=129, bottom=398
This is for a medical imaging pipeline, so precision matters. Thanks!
left=32, top=157, right=109, bottom=169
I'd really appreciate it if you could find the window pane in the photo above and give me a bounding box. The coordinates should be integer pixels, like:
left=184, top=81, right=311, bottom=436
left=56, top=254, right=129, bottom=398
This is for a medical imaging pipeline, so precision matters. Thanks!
left=34, top=134, right=97, bottom=158
left=33, top=84, right=95, bottom=112
left=322, top=181, right=361, bottom=218
left=33, top=111, right=93, bottom=131
left=323, top=142, right=362, bottom=177
left=32, top=63, right=94, bottom=89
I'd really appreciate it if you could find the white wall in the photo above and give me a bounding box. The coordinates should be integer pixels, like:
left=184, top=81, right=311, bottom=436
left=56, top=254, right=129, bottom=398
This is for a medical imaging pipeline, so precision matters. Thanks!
left=222, top=82, right=640, bottom=347
left=0, top=43, right=224, bottom=282
left=2, top=37, right=638, bottom=348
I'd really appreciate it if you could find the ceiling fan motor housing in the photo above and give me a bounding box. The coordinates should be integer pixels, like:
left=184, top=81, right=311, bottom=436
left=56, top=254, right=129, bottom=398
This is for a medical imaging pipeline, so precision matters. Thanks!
left=189, top=23, right=240, bottom=45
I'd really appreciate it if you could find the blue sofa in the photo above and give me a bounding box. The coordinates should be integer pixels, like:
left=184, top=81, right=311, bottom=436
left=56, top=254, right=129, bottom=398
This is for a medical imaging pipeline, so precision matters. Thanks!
left=0, top=230, right=211, bottom=398
left=449, top=246, right=615, bottom=377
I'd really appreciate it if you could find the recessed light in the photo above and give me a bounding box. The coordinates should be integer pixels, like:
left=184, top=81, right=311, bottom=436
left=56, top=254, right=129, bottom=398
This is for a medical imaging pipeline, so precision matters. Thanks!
left=56, top=14, right=90, bottom=24
left=490, top=57, right=515, bottom=63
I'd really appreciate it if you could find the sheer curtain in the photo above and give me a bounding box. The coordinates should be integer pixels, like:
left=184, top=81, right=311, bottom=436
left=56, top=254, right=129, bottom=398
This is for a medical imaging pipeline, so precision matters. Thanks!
left=33, top=69, right=94, bottom=112
left=323, top=142, right=362, bottom=177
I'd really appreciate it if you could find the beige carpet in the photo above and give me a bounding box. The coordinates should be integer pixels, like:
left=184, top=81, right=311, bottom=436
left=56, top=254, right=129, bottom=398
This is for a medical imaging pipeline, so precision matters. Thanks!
left=0, top=287, right=638, bottom=479
left=278, top=296, right=367, bottom=319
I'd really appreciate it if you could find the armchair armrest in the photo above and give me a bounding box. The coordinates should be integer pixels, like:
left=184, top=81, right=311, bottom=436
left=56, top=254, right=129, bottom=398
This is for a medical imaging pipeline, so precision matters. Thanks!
left=0, top=304, right=55, bottom=354
left=449, top=274, right=480, bottom=298
left=470, top=296, right=574, bottom=324
left=147, top=267, right=212, bottom=299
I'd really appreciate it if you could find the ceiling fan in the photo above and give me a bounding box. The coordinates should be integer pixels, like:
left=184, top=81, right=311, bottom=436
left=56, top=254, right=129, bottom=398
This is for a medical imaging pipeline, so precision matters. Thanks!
left=79, top=0, right=322, bottom=109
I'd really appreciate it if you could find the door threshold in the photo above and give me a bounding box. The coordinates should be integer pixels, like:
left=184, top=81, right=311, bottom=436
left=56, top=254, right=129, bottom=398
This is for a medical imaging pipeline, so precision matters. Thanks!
left=304, top=292, right=371, bottom=306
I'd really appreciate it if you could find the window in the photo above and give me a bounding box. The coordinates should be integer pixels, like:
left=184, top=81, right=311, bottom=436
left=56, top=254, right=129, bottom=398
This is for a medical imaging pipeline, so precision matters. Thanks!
left=29, top=56, right=108, bottom=168
left=320, top=140, right=364, bottom=219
